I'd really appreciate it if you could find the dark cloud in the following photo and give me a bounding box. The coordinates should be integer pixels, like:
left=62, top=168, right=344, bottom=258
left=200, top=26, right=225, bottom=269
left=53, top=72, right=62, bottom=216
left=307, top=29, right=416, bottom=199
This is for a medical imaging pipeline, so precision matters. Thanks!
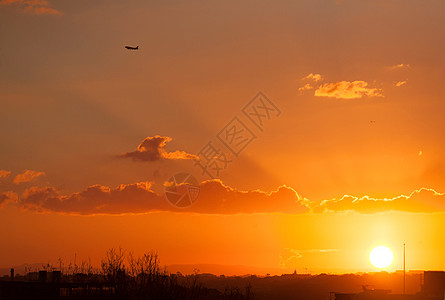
left=17, top=180, right=445, bottom=215
left=190, top=180, right=309, bottom=214
left=19, top=180, right=309, bottom=215
left=21, top=182, right=169, bottom=214
left=119, top=136, right=198, bottom=162
left=0, top=191, right=18, bottom=207
left=0, top=0, right=62, bottom=15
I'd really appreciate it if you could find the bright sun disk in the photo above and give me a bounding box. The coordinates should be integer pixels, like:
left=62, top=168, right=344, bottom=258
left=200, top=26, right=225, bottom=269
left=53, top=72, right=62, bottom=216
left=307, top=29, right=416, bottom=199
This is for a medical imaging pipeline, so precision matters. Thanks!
left=369, top=246, right=394, bottom=268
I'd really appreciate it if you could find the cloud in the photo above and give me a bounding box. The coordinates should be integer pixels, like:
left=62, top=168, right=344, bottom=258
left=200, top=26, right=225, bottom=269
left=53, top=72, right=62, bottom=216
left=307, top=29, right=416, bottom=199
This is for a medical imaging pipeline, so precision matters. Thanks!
left=390, top=63, right=411, bottom=70
left=0, top=170, right=11, bottom=179
left=189, top=180, right=309, bottom=214
left=19, top=179, right=310, bottom=215
left=0, top=0, right=62, bottom=15
left=316, top=188, right=445, bottom=214
left=280, top=248, right=340, bottom=268
left=395, top=80, right=407, bottom=87
left=13, top=182, right=445, bottom=215
left=279, top=248, right=303, bottom=267
left=302, top=73, right=323, bottom=82
left=298, top=83, right=314, bottom=91
left=13, top=170, right=45, bottom=184
left=314, top=81, right=383, bottom=99
left=0, top=191, right=18, bottom=207
left=119, top=136, right=198, bottom=162
left=21, top=182, right=169, bottom=214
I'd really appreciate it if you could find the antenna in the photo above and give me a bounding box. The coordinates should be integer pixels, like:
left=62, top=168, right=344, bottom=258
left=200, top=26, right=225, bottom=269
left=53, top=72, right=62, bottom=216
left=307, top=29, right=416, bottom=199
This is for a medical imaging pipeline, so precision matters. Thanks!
left=403, top=243, right=406, bottom=295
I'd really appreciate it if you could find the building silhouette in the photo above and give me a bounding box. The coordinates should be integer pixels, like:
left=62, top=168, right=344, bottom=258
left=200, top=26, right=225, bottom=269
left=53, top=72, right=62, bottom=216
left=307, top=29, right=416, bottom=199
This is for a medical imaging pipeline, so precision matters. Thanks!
left=333, top=271, right=445, bottom=300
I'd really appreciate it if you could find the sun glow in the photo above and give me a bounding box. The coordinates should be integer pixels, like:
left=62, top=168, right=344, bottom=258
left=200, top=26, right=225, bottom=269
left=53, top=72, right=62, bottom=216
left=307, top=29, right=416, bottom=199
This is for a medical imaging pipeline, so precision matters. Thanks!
left=369, top=246, right=394, bottom=268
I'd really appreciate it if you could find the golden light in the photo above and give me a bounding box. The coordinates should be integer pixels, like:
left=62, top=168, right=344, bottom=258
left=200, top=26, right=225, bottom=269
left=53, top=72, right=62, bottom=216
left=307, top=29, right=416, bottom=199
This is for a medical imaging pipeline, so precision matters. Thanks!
left=369, top=246, right=394, bottom=268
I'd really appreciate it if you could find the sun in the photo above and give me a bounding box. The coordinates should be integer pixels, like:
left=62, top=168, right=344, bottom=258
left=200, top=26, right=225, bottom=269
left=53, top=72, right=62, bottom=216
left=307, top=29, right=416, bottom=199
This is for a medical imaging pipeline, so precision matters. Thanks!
left=369, top=246, right=394, bottom=268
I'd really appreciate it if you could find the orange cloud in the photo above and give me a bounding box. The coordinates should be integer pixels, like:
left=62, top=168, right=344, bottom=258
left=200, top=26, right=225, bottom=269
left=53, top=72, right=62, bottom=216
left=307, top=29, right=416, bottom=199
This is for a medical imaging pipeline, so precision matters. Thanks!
left=190, top=180, right=309, bottom=214
left=119, top=136, right=198, bottom=162
left=19, top=180, right=309, bottom=215
left=301, top=73, right=323, bottom=82
left=13, top=170, right=45, bottom=184
left=390, top=63, right=411, bottom=70
left=21, top=182, right=168, bottom=214
left=0, top=191, right=18, bottom=207
left=280, top=248, right=340, bottom=268
left=0, top=170, right=11, bottom=179
left=302, top=73, right=323, bottom=82
left=0, top=0, right=62, bottom=15
left=395, top=80, right=407, bottom=87
left=298, top=83, right=314, bottom=91
left=314, top=81, right=383, bottom=99
left=316, top=188, right=445, bottom=214
left=14, top=182, right=445, bottom=215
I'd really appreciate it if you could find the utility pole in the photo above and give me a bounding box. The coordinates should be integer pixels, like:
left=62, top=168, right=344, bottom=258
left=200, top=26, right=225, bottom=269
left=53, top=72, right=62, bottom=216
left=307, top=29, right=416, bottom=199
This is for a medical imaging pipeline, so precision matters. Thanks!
left=403, top=243, right=406, bottom=295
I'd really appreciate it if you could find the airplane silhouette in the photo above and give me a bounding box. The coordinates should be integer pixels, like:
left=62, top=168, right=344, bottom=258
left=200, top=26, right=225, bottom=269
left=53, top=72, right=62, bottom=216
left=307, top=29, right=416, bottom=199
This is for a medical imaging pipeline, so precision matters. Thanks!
left=125, top=46, right=139, bottom=50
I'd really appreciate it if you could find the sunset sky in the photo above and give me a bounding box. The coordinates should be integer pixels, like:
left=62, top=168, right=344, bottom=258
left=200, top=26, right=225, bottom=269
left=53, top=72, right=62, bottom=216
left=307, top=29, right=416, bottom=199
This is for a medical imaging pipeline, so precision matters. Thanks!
left=1, top=0, right=445, bottom=274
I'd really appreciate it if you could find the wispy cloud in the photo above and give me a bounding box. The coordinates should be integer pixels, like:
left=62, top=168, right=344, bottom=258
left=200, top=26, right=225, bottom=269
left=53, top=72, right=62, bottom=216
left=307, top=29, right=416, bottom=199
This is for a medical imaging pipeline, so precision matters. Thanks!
left=395, top=80, right=407, bottom=87
left=315, top=188, right=445, bottom=214
left=390, top=63, right=411, bottom=70
left=298, top=83, right=314, bottom=91
left=13, top=170, right=45, bottom=184
left=299, top=73, right=322, bottom=91
left=0, top=0, right=62, bottom=15
left=119, top=136, right=198, bottom=162
left=302, top=73, right=323, bottom=82
left=314, top=81, right=383, bottom=99
left=280, top=248, right=340, bottom=268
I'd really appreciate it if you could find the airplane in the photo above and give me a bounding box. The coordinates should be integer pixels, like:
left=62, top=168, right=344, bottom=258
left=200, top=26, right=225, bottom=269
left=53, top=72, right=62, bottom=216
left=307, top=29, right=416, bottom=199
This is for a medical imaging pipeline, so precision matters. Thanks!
left=125, top=45, right=139, bottom=50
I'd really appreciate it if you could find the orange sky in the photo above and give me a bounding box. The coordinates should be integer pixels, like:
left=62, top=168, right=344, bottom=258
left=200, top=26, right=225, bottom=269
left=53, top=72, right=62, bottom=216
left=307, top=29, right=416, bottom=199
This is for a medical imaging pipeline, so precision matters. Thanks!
left=1, top=0, right=445, bottom=274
